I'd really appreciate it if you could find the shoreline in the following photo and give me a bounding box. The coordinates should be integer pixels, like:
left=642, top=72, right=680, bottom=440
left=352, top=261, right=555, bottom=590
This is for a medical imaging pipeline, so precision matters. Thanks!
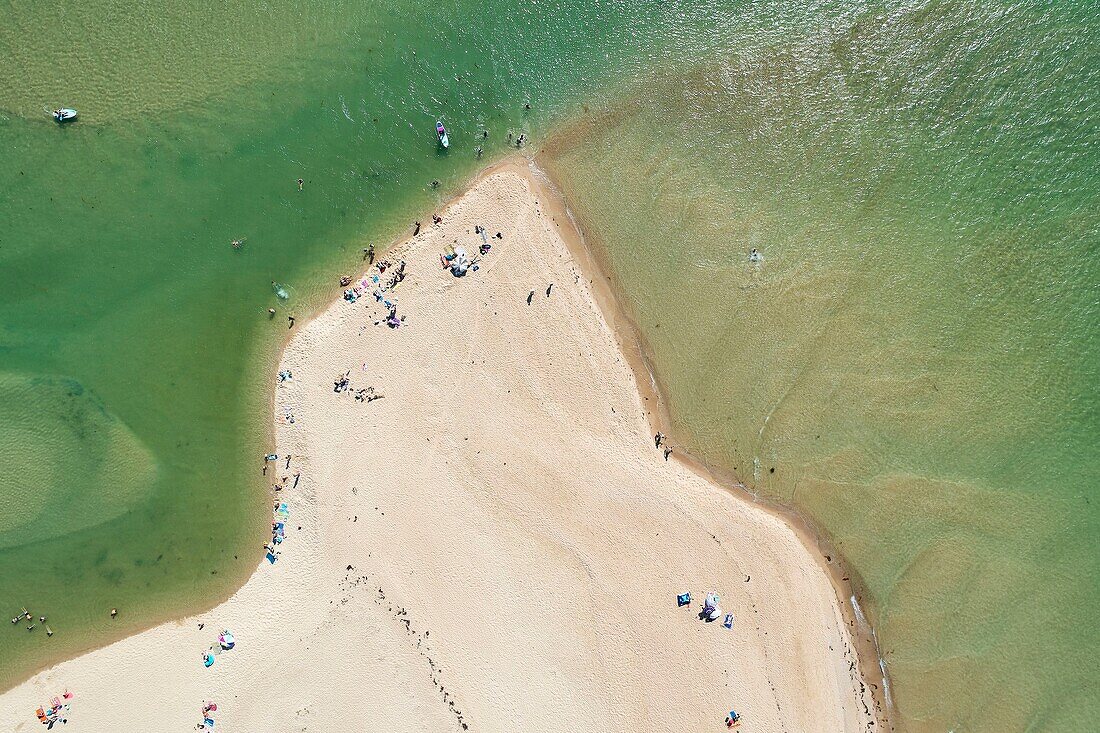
left=526, top=156, right=894, bottom=730
left=1, top=158, right=884, bottom=732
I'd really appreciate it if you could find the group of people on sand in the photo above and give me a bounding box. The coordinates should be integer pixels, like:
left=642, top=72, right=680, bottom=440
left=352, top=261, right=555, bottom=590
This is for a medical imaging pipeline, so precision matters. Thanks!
left=655, top=432, right=673, bottom=461
left=194, top=701, right=218, bottom=730
left=341, top=253, right=409, bottom=330
left=261, top=453, right=297, bottom=563
left=34, top=691, right=72, bottom=728
left=333, top=370, right=383, bottom=403
left=676, top=590, right=744, bottom=727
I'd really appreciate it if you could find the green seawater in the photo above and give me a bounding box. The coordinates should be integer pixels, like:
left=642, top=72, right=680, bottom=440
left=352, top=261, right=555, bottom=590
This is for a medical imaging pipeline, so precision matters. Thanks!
left=543, top=3, right=1100, bottom=732
left=0, top=0, right=694, bottom=687
left=1, top=2, right=1096, bottom=732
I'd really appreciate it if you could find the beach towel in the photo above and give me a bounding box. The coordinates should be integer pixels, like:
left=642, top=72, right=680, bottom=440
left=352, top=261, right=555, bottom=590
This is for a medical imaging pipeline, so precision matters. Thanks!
left=723, top=613, right=734, bottom=629
left=677, top=592, right=691, bottom=607
left=266, top=551, right=278, bottom=564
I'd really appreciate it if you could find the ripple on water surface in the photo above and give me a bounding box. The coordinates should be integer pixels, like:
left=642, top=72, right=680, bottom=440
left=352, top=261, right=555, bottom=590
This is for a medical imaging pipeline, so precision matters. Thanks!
left=0, top=373, right=156, bottom=551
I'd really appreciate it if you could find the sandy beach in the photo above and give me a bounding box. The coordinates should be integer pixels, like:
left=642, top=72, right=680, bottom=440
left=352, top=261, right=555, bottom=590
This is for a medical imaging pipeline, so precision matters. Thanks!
left=1, top=163, right=876, bottom=732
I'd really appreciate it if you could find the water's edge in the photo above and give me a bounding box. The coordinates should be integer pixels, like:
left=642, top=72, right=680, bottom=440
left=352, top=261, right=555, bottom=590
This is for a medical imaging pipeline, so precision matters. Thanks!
left=527, top=155, right=895, bottom=731
left=3, top=156, right=891, bottom=733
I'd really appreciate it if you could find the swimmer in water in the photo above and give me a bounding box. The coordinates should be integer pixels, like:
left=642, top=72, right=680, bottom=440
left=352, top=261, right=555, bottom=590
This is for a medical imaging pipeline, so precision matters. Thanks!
left=749, top=248, right=763, bottom=263
left=231, top=238, right=245, bottom=249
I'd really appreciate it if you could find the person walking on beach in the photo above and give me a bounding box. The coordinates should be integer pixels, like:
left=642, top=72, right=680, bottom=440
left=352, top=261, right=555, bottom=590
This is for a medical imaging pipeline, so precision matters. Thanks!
left=285, top=454, right=292, bottom=469
left=664, top=446, right=673, bottom=461
left=527, top=290, right=534, bottom=305
left=655, top=432, right=664, bottom=449
left=293, top=471, right=301, bottom=488
left=546, top=283, right=553, bottom=297
left=288, top=315, right=296, bottom=329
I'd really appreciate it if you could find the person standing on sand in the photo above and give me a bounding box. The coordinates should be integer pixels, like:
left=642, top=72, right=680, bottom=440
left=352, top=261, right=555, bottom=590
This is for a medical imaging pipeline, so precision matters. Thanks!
left=288, top=315, right=295, bottom=329
left=527, top=290, right=534, bottom=305
left=664, top=447, right=673, bottom=461
left=293, top=471, right=301, bottom=489
left=285, top=454, right=292, bottom=469
left=655, top=432, right=664, bottom=448
left=546, top=283, right=553, bottom=297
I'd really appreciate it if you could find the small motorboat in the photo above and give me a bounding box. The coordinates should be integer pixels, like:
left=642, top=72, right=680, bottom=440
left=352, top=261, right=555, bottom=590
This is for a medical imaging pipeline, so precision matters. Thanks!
left=53, top=108, right=78, bottom=123
left=436, top=121, right=449, bottom=148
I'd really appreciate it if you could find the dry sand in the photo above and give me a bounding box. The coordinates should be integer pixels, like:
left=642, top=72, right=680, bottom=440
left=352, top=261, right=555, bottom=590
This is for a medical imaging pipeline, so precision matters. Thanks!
left=0, top=163, right=876, bottom=732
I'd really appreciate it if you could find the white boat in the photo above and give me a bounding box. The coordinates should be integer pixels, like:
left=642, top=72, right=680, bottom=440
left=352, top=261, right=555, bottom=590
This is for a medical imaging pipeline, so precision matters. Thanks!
left=436, top=121, right=449, bottom=148
left=54, top=108, right=78, bottom=123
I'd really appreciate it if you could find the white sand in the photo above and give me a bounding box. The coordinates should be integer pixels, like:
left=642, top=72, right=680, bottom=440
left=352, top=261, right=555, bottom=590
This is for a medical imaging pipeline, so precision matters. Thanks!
left=0, top=163, right=875, bottom=732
